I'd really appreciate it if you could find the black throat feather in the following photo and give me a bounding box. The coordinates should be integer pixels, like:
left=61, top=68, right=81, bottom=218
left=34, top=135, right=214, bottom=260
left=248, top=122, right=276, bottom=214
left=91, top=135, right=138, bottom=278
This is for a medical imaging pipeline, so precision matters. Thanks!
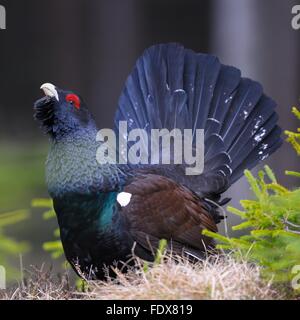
left=33, top=96, right=55, bottom=135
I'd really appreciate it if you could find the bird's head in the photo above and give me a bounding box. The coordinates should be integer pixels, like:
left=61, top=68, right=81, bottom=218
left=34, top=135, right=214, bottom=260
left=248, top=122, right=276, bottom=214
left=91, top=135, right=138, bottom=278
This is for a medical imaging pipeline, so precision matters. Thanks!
left=34, top=83, right=95, bottom=138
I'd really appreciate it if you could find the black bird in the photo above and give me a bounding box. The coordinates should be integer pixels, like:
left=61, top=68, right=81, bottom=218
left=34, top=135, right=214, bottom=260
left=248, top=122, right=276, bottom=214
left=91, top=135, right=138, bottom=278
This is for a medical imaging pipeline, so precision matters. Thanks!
left=34, top=44, right=282, bottom=279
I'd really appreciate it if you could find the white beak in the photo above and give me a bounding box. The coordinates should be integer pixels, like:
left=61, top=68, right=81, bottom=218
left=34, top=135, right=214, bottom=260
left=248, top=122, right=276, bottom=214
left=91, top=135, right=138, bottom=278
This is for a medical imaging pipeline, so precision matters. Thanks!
left=40, top=83, right=59, bottom=101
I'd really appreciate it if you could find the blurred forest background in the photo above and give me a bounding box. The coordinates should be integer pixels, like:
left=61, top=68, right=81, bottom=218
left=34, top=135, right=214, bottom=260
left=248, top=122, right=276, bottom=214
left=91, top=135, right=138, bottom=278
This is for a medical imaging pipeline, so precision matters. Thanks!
left=0, top=0, right=299, bottom=278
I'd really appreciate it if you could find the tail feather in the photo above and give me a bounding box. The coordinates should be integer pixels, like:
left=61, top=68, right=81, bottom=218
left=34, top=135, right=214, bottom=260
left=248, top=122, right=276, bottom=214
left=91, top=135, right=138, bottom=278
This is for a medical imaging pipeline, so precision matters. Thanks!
left=221, top=79, right=263, bottom=148
left=230, top=114, right=280, bottom=168
left=186, top=53, right=221, bottom=133
left=114, top=43, right=282, bottom=197
left=205, top=65, right=241, bottom=129
left=204, top=134, right=225, bottom=160
left=205, top=118, right=221, bottom=139
left=230, top=127, right=283, bottom=183
left=228, top=95, right=276, bottom=157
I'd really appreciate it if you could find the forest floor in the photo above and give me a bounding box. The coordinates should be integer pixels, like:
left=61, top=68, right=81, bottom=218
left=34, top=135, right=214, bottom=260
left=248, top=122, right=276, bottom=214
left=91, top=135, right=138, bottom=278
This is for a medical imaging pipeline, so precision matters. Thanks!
left=0, top=254, right=290, bottom=300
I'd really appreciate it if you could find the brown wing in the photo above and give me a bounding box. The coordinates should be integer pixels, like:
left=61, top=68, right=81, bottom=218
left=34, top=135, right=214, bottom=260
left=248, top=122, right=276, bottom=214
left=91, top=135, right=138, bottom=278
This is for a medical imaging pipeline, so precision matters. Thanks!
left=120, top=174, right=217, bottom=257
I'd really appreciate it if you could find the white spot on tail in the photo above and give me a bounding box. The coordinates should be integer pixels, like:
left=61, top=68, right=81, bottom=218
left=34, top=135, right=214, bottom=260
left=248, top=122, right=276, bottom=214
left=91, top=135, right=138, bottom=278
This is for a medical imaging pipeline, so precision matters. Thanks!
left=117, top=192, right=132, bottom=207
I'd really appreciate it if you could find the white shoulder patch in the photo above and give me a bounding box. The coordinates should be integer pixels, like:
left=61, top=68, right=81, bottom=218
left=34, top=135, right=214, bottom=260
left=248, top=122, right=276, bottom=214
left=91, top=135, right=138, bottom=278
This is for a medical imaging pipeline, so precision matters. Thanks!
left=117, top=192, right=132, bottom=207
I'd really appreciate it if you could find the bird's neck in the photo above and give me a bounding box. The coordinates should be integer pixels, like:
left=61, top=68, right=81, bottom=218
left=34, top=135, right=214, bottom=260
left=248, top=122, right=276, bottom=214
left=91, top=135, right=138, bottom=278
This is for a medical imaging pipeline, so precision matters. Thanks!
left=46, top=125, right=123, bottom=198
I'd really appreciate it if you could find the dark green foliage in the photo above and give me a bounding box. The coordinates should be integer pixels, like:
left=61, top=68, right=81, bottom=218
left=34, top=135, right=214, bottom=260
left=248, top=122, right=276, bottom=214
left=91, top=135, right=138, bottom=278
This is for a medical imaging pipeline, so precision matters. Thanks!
left=31, top=199, right=64, bottom=260
left=0, top=210, right=30, bottom=280
left=0, top=144, right=46, bottom=210
left=285, top=107, right=300, bottom=155
left=204, top=166, right=300, bottom=284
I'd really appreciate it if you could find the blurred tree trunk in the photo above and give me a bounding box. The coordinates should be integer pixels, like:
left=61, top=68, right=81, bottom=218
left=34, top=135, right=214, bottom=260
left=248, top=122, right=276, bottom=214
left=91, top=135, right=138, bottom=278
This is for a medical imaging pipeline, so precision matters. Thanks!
left=211, top=0, right=300, bottom=233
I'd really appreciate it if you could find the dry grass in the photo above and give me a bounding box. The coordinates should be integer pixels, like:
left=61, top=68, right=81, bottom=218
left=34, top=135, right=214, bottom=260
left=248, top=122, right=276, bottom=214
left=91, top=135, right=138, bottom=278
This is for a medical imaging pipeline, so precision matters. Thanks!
left=0, top=254, right=284, bottom=300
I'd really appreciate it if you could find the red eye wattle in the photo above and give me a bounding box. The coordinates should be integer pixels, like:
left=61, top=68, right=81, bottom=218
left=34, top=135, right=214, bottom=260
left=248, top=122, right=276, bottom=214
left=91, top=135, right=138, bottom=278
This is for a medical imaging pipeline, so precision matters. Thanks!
left=66, top=94, right=81, bottom=109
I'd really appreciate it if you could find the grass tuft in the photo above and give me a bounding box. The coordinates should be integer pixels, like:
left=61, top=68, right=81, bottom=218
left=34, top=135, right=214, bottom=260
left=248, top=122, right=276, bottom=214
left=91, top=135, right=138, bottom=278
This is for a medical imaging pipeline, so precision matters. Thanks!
left=0, top=253, right=283, bottom=300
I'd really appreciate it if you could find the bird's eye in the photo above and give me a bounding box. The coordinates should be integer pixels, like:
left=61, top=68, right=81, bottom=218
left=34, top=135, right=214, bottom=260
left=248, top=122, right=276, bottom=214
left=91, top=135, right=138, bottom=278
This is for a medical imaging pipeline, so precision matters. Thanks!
left=66, top=94, right=81, bottom=109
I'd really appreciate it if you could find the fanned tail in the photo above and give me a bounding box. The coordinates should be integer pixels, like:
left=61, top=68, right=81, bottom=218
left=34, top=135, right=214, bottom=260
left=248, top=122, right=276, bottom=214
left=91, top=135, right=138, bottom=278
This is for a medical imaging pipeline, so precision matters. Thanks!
left=114, top=43, right=282, bottom=197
